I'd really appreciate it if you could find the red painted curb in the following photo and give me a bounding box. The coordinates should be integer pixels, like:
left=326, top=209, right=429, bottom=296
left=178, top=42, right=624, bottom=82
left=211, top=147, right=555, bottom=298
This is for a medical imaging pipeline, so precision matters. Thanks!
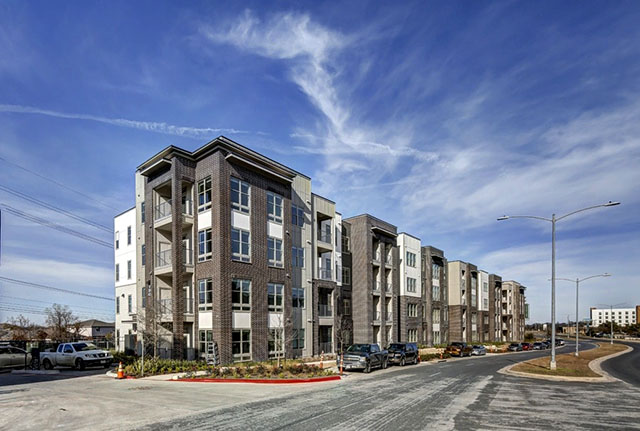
left=173, top=375, right=342, bottom=384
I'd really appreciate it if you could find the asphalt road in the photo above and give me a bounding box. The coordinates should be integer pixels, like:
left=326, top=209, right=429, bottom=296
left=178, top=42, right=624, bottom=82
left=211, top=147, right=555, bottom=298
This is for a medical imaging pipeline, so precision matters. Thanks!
left=135, top=342, right=640, bottom=431
left=601, top=340, right=640, bottom=387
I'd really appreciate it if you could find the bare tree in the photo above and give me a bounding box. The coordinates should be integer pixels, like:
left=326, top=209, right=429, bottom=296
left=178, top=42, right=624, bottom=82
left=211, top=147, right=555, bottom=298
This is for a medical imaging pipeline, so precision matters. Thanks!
left=268, top=314, right=301, bottom=368
left=44, top=304, right=78, bottom=342
left=7, top=315, right=38, bottom=340
left=334, top=314, right=353, bottom=376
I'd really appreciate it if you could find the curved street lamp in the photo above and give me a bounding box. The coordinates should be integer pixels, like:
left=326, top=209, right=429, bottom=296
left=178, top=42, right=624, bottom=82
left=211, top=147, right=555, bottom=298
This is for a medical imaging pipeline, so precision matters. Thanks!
left=497, top=201, right=620, bottom=370
left=555, top=273, right=611, bottom=356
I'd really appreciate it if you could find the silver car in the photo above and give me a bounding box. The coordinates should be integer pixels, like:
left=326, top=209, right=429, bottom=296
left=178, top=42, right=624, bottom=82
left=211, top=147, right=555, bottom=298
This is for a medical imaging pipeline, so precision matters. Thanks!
left=0, top=345, right=31, bottom=369
left=471, top=345, right=487, bottom=356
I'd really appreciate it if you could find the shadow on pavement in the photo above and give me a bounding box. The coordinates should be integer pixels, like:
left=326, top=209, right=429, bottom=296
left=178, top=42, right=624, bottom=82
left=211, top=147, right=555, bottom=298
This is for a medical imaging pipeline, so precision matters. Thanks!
left=0, top=366, right=115, bottom=387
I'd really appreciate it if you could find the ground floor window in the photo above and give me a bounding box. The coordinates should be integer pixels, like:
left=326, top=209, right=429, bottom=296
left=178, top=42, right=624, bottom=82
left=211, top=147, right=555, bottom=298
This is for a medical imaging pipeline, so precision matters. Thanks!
left=292, top=328, right=305, bottom=350
left=232, top=329, right=251, bottom=361
left=408, top=328, right=418, bottom=342
left=199, top=330, right=213, bottom=357
left=268, top=328, right=284, bottom=359
left=433, top=330, right=441, bottom=345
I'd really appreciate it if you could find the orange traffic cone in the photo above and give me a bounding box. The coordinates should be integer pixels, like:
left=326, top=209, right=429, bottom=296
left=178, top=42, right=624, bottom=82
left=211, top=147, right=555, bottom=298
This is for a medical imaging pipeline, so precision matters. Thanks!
left=116, top=362, right=124, bottom=379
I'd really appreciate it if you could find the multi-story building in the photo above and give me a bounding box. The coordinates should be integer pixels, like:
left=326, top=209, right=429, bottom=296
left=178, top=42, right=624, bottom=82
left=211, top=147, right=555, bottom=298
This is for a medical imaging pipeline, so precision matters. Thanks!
left=500, top=280, right=526, bottom=341
left=397, top=233, right=422, bottom=343
left=114, top=207, right=137, bottom=352
left=488, top=274, right=503, bottom=342
left=447, top=261, right=479, bottom=343
left=590, top=306, right=638, bottom=327
left=343, top=214, right=399, bottom=347
left=421, top=245, right=448, bottom=346
left=478, top=270, right=490, bottom=342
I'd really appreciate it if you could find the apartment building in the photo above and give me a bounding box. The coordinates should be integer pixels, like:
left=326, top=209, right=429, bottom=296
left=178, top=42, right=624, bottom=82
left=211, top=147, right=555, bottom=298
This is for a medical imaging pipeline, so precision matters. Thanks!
left=500, top=280, right=527, bottom=341
left=447, top=261, right=479, bottom=343
left=478, top=270, right=490, bottom=342
left=397, top=233, right=422, bottom=343
left=421, top=246, right=448, bottom=346
left=488, top=274, right=503, bottom=342
left=590, top=306, right=638, bottom=327
left=114, top=207, right=137, bottom=352
left=343, top=214, right=399, bottom=346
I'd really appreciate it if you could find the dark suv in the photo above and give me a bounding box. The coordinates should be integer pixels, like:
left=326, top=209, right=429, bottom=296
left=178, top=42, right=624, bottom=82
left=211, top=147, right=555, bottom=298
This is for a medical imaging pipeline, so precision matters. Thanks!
left=388, top=343, right=419, bottom=366
left=339, top=344, right=388, bottom=373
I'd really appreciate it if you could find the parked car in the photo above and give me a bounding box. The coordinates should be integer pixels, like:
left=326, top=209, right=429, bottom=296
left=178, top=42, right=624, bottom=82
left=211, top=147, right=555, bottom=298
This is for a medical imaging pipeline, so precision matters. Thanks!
left=445, top=342, right=473, bottom=357
left=521, top=342, right=532, bottom=351
left=387, top=342, right=419, bottom=366
left=40, top=342, right=112, bottom=370
left=532, top=342, right=545, bottom=350
left=338, top=344, right=388, bottom=373
left=556, top=339, right=565, bottom=346
left=0, top=345, right=31, bottom=369
left=508, top=343, right=523, bottom=352
left=471, top=345, right=486, bottom=356
left=542, top=341, right=551, bottom=349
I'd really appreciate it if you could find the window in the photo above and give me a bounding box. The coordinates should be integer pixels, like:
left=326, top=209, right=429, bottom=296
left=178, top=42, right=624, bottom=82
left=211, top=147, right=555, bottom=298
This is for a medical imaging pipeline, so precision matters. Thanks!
left=432, top=308, right=440, bottom=324
left=231, top=228, right=251, bottom=262
left=141, top=202, right=145, bottom=223
left=483, top=298, right=488, bottom=309
left=116, top=297, right=120, bottom=314
left=267, top=192, right=283, bottom=223
left=115, top=231, right=120, bottom=250
left=408, top=329, right=417, bottom=343
left=292, top=247, right=304, bottom=268
left=115, top=264, right=120, bottom=282
left=291, top=204, right=305, bottom=227
left=198, top=229, right=212, bottom=262
left=198, top=177, right=212, bottom=212
left=433, top=330, right=441, bottom=344
left=342, top=234, right=350, bottom=253
left=268, top=237, right=283, bottom=267
left=432, top=263, right=441, bottom=279
left=199, top=279, right=213, bottom=310
left=292, top=328, right=305, bottom=350
left=231, top=177, right=250, bottom=213
left=432, top=284, right=440, bottom=301
left=142, top=287, right=146, bottom=308
left=232, top=279, right=251, bottom=311
left=199, top=330, right=213, bottom=357
left=127, top=295, right=132, bottom=314
left=127, top=226, right=132, bottom=246
left=268, top=283, right=284, bottom=312
left=232, top=329, right=251, bottom=361
left=343, top=298, right=351, bottom=315
left=342, top=267, right=351, bottom=285
left=127, top=260, right=132, bottom=280
left=268, top=328, right=284, bottom=358
left=407, top=277, right=417, bottom=293
left=292, top=288, right=305, bottom=308
left=406, top=251, right=416, bottom=267
left=141, top=244, right=146, bottom=266
left=408, top=303, right=418, bottom=317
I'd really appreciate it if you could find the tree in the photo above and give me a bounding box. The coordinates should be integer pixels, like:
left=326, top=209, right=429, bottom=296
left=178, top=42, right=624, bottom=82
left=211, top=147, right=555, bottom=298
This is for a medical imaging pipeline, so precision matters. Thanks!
left=45, top=304, right=78, bottom=342
left=7, top=314, right=37, bottom=340
left=334, top=314, right=353, bottom=376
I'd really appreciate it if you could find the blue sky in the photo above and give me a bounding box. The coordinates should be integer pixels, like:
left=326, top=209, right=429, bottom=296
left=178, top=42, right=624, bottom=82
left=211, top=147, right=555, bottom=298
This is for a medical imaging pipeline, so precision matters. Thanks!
left=0, top=1, right=638, bottom=324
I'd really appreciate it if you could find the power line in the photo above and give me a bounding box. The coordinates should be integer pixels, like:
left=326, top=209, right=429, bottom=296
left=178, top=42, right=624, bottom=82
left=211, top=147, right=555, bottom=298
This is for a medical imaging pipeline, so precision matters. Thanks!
left=1, top=302, right=113, bottom=319
left=0, top=156, right=119, bottom=211
left=0, top=276, right=114, bottom=301
left=0, top=204, right=112, bottom=248
left=0, top=184, right=112, bottom=232
left=0, top=295, right=113, bottom=314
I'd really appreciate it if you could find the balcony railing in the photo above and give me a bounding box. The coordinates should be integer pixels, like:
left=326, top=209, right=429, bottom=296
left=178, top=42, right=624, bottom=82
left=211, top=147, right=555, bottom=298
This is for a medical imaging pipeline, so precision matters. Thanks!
left=373, top=311, right=381, bottom=321
left=319, top=304, right=332, bottom=317
left=373, top=281, right=380, bottom=292
left=159, top=298, right=195, bottom=317
left=318, top=229, right=332, bottom=244
left=155, top=200, right=172, bottom=221
left=319, top=342, right=333, bottom=354
left=156, top=249, right=172, bottom=268
left=184, top=248, right=193, bottom=266
left=319, top=268, right=332, bottom=280
left=182, top=200, right=193, bottom=216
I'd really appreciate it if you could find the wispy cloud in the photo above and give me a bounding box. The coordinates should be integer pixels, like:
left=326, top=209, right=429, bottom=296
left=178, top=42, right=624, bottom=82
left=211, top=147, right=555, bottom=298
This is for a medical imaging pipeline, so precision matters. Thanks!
left=0, top=103, right=252, bottom=138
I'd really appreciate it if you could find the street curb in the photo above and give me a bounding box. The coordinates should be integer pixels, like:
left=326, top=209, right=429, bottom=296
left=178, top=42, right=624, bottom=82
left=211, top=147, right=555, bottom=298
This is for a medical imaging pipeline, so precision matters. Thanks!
left=498, top=344, right=633, bottom=383
left=171, top=375, right=342, bottom=384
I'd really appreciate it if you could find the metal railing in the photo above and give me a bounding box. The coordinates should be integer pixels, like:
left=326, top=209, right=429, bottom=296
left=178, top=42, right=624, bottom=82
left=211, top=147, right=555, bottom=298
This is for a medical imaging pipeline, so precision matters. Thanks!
left=156, top=249, right=172, bottom=268
left=159, top=298, right=195, bottom=317
left=183, top=248, right=193, bottom=266
left=182, top=199, right=193, bottom=216
left=155, top=200, right=172, bottom=220
left=319, top=268, right=332, bottom=280
left=318, top=304, right=332, bottom=317
left=318, top=229, right=332, bottom=243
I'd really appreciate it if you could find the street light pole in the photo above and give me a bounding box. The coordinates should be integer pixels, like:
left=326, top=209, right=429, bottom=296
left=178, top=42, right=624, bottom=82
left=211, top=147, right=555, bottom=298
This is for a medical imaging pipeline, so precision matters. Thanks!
left=497, top=201, right=619, bottom=371
left=556, top=274, right=611, bottom=356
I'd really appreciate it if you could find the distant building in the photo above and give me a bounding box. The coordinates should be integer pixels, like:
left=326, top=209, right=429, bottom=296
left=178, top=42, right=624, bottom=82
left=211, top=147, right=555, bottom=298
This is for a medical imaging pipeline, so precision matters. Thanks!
left=78, top=319, right=115, bottom=341
left=590, top=306, right=638, bottom=327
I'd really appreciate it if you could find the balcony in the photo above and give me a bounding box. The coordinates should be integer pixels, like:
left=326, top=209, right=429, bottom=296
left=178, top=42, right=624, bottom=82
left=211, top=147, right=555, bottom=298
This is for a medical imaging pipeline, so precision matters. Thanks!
left=385, top=282, right=392, bottom=293
left=384, top=254, right=393, bottom=268
left=317, top=229, right=332, bottom=244
left=319, top=304, right=332, bottom=317
left=385, top=312, right=392, bottom=322
left=373, top=311, right=381, bottom=321
left=372, top=252, right=381, bottom=266
left=154, top=199, right=194, bottom=228
left=318, top=268, right=332, bottom=281
left=159, top=298, right=195, bottom=321
left=156, top=249, right=172, bottom=270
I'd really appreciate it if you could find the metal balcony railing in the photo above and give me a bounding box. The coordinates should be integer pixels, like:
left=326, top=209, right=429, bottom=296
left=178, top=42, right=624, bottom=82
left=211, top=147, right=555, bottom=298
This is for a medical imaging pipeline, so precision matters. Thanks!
left=156, top=249, right=172, bottom=268
left=155, top=200, right=172, bottom=221
left=318, top=229, right=332, bottom=243
left=318, top=304, right=332, bottom=317
left=159, top=298, right=195, bottom=317
left=182, top=199, right=193, bottom=216
left=183, top=248, right=193, bottom=266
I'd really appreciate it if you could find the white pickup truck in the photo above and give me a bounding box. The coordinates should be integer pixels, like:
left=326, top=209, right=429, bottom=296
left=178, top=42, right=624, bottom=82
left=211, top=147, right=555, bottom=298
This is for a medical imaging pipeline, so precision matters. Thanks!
left=40, top=342, right=113, bottom=370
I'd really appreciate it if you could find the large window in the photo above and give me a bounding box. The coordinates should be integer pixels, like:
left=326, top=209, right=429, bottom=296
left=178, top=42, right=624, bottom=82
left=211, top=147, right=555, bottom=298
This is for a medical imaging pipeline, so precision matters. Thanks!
left=198, top=177, right=212, bottom=212
left=343, top=298, right=352, bottom=315
left=267, top=192, right=283, bottom=223
left=232, top=279, right=251, bottom=311
left=199, top=330, right=213, bottom=357
left=406, top=251, right=416, bottom=267
left=292, top=247, right=304, bottom=268
left=115, top=231, right=119, bottom=250
left=231, top=177, right=250, bottom=214
left=408, top=303, right=418, bottom=317
left=292, top=287, right=305, bottom=308
left=432, top=263, right=441, bottom=279
left=268, top=328, right=283, bottom=359
left=127, top=295, right=132, bottom=314
left=433, top=330, right=441, bottom=345
left=408, top=329, right=418, bottom=342
left=292, top=328, right=305, bottom=350
left=127, top=226, right=132, bottom=246
left=268, top=283, right=284, bottom=312
left=116, top=297, right=120, bottom=314
left=141, top=286, right=146, bottom=308
left=127, top=260, right=132, bottom=280
left=432, top=284, right=440, bottom=301
left=115, top=264, right=120, bottom=282
left=198, top=279, right=213, bottom=311
left=232, top=329, right=251, bottom=361
left=342, top=267, right=351, bottom=285
left=407, top=277, right=417, bottom=293
left=432, top=308, right=440, bottom=324
left=231, top=228, right=250, bottom=262
left=198, top=229, right=212, bottom=262
left=141, top=244, right=146, bottom=266
left=268, top=237, right=283, bottom=268
left=291, top=204, right=304, bottom=227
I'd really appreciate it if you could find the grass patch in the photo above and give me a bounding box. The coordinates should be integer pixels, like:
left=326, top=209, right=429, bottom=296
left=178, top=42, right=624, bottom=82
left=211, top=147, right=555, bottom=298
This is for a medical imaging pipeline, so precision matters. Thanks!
left=511, top=342, right=626, bottom=377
